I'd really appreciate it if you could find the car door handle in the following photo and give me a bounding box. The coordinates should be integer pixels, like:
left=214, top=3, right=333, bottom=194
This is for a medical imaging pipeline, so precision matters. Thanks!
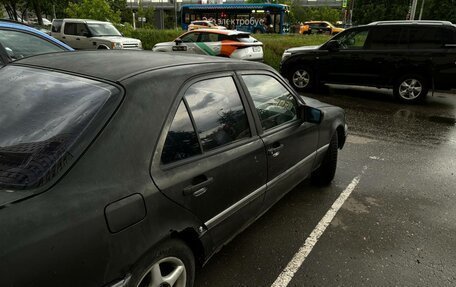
left=76, top=37, right=80, bottom=40
left=267, top=143, right=284, bottom=157
left=183, top=176, right=214, bottom=197
left=62, top=36, right=66, bottom=39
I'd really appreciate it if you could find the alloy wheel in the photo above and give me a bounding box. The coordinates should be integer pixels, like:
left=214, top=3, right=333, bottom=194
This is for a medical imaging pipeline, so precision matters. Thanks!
left=292, top=69, right=310, bottom=88
left=137, top=257, right=187, bottom=287
left=398, top=78, right=423, bottom=100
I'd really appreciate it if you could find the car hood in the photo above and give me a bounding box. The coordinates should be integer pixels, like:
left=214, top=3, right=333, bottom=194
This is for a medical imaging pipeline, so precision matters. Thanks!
left=91, top=36, right=141, bottom=44
left=154, top=41, right=175, bottom=47
left=286, top=45, right=321, bottom=53
left=0, top=190, right=35, bottom=208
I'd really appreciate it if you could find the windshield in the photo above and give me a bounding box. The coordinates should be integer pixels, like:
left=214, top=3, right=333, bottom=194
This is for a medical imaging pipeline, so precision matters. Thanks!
left=0, top=66, right=120, bottom=190
left=87, top=23, right=121, bottom=37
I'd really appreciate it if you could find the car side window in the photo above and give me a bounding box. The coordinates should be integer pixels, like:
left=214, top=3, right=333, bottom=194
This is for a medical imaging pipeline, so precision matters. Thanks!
left=76, top=23, right=89, bottom=36
left=406, top=27, right=446, bottom=49
left=0, top=29, right=65, bottom=60
left=366, top=27, right=406, bottom=50
left=242, top=75, right=298, bottom=131
left=161, top=101, right=202, bottom=164
left=199, top=33, right=218, bottom=42
left=64, top=23, right=77, bottom=35
left=181, top=32, right=199, bottom=43
left=339, top=29, right=369, bottom=49
left=185, top=77, right=251, bottom=152
left=52, top=20, right=63, bottom=33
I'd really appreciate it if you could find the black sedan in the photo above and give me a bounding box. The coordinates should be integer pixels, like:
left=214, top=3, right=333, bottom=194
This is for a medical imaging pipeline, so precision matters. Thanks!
left=0, top=51, right=346, bottom=287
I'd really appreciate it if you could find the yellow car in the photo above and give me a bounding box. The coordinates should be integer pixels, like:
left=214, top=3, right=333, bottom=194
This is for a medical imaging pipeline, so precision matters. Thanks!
left=303, top=21, right=344, bottom=35
left=188, top=20, right=226, bottom=31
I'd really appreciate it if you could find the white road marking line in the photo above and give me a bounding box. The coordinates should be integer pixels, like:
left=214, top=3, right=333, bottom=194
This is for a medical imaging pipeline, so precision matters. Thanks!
left=271, top=166, right=368, bottom=287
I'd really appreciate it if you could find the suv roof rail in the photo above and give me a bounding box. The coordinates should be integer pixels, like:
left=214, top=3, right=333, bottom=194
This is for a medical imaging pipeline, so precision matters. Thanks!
left=368, top=20, right=453, bottom=26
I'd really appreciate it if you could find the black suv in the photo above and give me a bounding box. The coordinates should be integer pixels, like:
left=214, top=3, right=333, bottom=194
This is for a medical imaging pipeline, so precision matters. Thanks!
left=280, top=20, right=456, bottom=103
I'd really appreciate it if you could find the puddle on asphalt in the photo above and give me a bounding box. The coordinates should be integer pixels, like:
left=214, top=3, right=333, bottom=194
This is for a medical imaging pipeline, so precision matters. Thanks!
left=394, top=109, right=456, bottom=126
left=346, top=135, right=377, bottom=145
left=342, top=197, right=370, bottom=214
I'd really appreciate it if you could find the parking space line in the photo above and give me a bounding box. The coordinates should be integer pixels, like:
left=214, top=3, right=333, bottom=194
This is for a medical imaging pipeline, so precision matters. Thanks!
left=271, top=166, right=368, bottom=287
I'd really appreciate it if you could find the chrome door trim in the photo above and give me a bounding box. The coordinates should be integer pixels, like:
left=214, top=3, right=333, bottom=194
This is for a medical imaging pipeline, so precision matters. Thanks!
left=205, top=184, right=267, bottom=229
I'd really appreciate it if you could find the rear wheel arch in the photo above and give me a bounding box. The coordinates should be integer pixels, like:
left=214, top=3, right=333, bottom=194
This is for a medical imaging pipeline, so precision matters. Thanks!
left=171, top=228, right=205, bottom=266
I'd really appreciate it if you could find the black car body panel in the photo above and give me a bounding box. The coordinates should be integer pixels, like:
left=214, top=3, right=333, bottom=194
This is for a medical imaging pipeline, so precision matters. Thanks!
left=280, top=21, right=456, bottom=91
left=0, top=51, right=346, bottom=286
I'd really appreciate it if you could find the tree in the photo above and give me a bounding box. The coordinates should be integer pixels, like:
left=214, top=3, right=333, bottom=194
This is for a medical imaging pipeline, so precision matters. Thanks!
left=65, top=0, right=121, bottom=23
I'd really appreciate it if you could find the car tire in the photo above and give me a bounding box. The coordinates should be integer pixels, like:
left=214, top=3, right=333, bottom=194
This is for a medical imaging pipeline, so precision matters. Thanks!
left=393, top=74, right=428, bottom=104
left=129, top=239, right=195, bottom=287
left=287, top=65, right=315, bottom=92
left=311, top=132, right=338, bottom=186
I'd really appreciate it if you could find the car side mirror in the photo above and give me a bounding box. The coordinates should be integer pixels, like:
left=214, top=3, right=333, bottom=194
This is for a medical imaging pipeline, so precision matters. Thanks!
left=300, top=106, right=323, bottom=124
left=175, top=38, right=183, bottom=45
left=326, top=40, right=340, bottom=52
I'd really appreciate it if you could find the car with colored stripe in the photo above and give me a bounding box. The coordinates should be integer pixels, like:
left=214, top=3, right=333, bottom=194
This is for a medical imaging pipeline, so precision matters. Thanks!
left=152, top=29, right=263, bottom=61
left=0, top=20, right=73, bottom=63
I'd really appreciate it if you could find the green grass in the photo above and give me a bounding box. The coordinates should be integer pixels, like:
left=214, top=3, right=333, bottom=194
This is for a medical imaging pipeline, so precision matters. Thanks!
left=254, top=34, right=329, bottom=70
left=119, top=27, right=330, bottom=70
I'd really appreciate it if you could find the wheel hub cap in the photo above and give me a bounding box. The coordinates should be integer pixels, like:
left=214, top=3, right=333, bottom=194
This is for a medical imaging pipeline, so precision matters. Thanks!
left=399, top=78, right=422, bottom=100
left=292, top=70, right=310, bottom=88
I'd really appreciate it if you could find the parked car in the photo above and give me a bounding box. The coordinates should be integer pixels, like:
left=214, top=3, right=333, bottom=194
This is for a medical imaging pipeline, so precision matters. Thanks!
left=188, top=20, right=226, bottom=31
left=50, top=19, right=142, bottom=50
left=280, top=20, right=456, bottom=103
left=153, top=29, right=263, bottom=61
left=303, top=21, right=344, bottom=35
left=0, top=51, right=346, bottom=287
left=0, top=20, right=73, bottom=63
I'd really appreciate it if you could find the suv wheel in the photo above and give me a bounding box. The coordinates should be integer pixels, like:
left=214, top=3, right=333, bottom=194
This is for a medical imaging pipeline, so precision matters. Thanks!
left=130, top=239, right=195, bottom=287
left=394, top=75, right=428, bottom=104
left=288, top=65, right=314, bottom=92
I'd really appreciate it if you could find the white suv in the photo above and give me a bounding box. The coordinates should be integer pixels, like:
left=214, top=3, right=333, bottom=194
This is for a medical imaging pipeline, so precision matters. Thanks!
left=51, top=19, right=142, bottom=50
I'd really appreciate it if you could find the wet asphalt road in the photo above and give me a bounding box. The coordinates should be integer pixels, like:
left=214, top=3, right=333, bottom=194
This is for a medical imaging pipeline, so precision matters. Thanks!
left=194, top=87, right=456, bottom=287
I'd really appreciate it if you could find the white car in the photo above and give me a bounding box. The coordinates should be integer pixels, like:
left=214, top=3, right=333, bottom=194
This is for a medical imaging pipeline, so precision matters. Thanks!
left=50, top=19, right=142, bottom=50
left=153, top=29, right=263, bottom=61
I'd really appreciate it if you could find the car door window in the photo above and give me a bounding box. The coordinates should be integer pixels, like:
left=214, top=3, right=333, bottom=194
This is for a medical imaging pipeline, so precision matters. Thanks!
left=64, top=23, right=77, bottom=35
left=76, top=23, right=89, bottom=36
left=406, top=27, right=446, bottom=49
left=199, top=33, right=217, bottom=42
left=161, top=101, right=202, bottom=164
left=242, top=75, right=298, bottom=131
left=0, top=29, right=65, bottom=60
left=366, top=27, right=406, bottom=49
left=185, top=77, right=250, bottom=152
left=339, top=28, right=369, bottom=49
left=181, top=32, right=199, bottom=43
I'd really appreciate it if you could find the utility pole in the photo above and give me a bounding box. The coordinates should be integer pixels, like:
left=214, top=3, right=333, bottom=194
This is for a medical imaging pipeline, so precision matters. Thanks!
left=348, top=0, right=355, bottom=26
left=410, top=0, right=418, bottom=20
left=418, top=0, right=425, bottom=20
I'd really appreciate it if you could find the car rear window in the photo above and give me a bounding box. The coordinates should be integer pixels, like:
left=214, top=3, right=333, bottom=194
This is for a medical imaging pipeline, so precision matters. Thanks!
left=0, top=66, right=121, bottom=190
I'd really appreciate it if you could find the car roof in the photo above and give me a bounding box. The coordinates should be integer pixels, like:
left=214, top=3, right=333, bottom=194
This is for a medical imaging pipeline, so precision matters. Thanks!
left=0, top=21, right=74, bottom=51
left=58, top=18, right=110, bottom=24
left=13, top=50, right=267, bottom=82
left=186, top=29, right=249, bottom=35
left=368, top=20, right=454, bottom=27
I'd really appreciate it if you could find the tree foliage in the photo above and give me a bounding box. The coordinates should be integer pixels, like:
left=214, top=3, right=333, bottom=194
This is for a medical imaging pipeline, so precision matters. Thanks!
left=65, top=0, right=121, bottom=23
left=291, top=5, right=341, bottom=24
left=351, top=0, right=456, bottom=24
